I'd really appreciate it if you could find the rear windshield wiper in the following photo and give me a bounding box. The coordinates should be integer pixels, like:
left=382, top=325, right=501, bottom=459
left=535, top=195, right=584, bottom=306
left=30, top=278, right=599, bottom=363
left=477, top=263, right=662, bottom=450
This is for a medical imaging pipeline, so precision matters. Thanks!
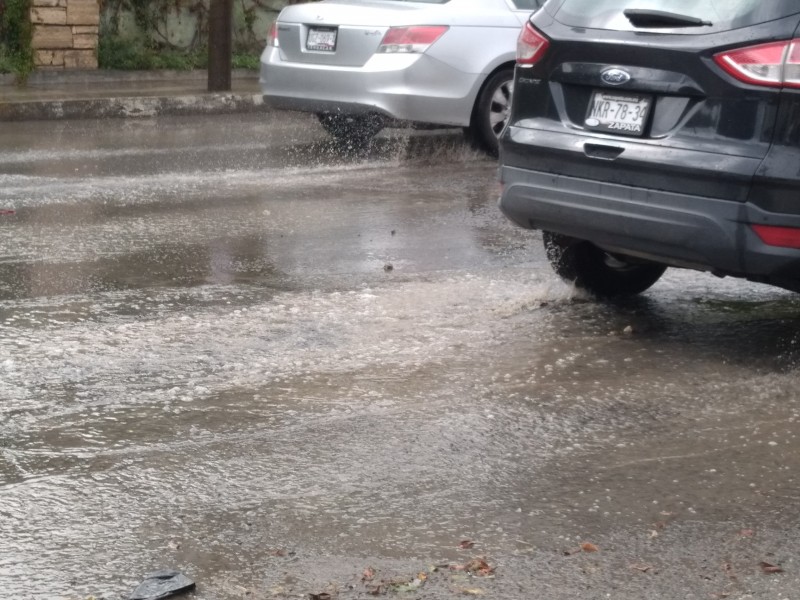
left=623, top=9, right=712, bottom=28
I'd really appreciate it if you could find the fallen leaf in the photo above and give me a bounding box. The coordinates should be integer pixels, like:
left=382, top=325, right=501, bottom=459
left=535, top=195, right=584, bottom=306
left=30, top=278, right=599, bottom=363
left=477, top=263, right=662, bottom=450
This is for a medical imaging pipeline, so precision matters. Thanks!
left=362, top=567, right=375, bottom=582
left=367, top=585, right=382, bottom=596
left=653, top=520, right=667, bottom=530
left=450, top=558, right=495, bottom=575
left=462, top=589, right=485, bottom=596
left=760, top=561, right=784, bottom=574
left=0, top=210, right=15, bottom=216
left=270, top=549, right=287, bottom=557
left=739, top=529, right=755, bottom=538
left=581, top=542, right=599, bottom=553
left=464, top=558, right=495, bottom=576
left=563, top=547, right=582, bottom=556
left=459, top=540, right=475, bottom=549
left=630, top=564, right=652, bottom=573
left=650, top=530, right=659, bottom=539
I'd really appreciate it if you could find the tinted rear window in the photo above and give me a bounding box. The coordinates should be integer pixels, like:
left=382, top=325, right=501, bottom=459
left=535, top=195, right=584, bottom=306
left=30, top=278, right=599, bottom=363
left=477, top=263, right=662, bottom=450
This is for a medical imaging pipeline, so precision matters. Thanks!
left=512, top=0, right=542, bottom=10
left=551, top=0, right=800, bottom=32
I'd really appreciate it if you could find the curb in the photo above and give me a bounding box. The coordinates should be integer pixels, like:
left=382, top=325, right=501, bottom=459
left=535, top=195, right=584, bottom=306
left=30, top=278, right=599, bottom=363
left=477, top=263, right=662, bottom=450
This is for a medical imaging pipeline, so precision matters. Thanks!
left=0, top=92, right=269, bottom=121
left=0, top=69, right=265, bottom=121
left=0, top=68, right=259, bottom=86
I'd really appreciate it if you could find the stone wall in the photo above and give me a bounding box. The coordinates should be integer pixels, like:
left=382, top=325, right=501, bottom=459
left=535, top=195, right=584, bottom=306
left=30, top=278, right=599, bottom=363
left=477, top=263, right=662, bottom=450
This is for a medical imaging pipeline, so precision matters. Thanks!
left=31, top=0, right=100, bottom=69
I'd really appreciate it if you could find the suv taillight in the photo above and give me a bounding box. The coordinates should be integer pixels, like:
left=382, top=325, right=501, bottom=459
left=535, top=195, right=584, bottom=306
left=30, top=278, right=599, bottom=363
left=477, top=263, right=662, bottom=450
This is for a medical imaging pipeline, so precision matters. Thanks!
left=517, top=22, right=549, bottom=67
left=378, top=26, right=448, bottom=54
left=267, top=22, right=279, bottom=47
left=714, top=39, right=800, bottom=88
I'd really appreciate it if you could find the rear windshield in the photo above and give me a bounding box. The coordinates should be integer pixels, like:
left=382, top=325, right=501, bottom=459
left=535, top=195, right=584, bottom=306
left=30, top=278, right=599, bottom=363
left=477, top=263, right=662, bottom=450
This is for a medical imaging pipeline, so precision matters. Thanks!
left=551, top=0, right=800, bottom=32
left=512, top=0, right=542, bottom=10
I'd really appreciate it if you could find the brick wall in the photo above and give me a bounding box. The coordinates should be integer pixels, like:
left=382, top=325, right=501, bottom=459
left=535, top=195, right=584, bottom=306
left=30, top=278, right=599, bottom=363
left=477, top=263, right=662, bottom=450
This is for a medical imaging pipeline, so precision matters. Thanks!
left=30, top=0, right=100, bottom=69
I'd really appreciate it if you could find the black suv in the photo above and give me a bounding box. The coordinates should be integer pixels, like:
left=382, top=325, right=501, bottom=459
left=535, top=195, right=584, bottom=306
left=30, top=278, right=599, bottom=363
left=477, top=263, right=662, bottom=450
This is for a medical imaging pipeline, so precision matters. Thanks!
left=499, top=1, right=800, bottom=297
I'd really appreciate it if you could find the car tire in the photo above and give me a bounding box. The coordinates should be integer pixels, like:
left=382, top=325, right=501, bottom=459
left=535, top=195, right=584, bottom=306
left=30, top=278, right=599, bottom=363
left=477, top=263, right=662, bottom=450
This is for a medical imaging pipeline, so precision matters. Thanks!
left=467, top=67, right=514, bottom=157
left=543, top=232, right=667, bottom=298
left=317, top=113, right=384, bottom=149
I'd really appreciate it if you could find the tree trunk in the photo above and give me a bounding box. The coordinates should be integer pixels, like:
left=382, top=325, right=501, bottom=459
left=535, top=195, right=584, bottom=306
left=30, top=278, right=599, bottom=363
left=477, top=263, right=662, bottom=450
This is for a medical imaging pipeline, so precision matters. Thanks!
left=208, top=0, right=233, bottom=92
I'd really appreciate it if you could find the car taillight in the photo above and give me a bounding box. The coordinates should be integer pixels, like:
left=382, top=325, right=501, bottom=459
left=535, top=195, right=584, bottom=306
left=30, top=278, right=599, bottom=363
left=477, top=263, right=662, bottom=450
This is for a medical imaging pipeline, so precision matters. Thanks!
left=267, top=22, right=279, bottom=47
left=752, top=224, right=800, bottom=249
left=378, top=26, right=448, bottom=54
left=517, top=22, right=549, bottom=67
left=714, top=39, right=800, bottom=88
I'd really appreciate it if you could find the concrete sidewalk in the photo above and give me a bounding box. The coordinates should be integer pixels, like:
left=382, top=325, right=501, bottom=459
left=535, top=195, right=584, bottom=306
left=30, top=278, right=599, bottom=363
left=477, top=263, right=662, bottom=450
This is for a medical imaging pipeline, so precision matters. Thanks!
left=0, top=69, right=267, bottom=121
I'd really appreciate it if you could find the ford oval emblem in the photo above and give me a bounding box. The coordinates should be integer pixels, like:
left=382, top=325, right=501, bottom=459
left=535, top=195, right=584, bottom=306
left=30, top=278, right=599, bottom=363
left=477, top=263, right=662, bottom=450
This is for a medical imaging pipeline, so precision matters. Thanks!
left=601, top=68, right=631, bottom=86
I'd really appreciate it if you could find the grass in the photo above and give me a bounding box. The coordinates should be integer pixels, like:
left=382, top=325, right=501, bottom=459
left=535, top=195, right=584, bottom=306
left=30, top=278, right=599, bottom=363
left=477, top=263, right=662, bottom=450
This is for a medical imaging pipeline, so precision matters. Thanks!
left=0, top=46, right=33, bottom=81
left=98, top=35, right=260, bottom=71
left=232, top=53, right=260, bottom=70
left=0, top=49, right=13, bottom=74
left=0, top=0, right=34, bottom=81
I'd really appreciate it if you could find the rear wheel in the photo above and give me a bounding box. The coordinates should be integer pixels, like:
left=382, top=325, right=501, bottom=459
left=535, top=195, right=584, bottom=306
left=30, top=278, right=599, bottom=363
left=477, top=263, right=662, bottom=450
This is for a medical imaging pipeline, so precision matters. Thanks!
left=543, top=232, right=667, bottom=298
left=466, top=67, right=514, bottom=157
left=317, top=113, right=384, bottom=149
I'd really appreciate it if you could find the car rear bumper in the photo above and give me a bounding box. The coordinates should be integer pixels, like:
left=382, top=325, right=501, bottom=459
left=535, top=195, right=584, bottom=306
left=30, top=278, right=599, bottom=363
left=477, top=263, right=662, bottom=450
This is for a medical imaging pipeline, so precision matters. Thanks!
left=499, top=165, right=800, bottom=285
left=259, top=47, right=477, bottom=126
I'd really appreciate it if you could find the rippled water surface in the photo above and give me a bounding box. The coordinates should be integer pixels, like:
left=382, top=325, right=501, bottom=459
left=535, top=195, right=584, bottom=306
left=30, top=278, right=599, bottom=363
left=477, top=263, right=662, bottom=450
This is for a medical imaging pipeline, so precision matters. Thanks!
left=2, top=115, right=800, bottom=600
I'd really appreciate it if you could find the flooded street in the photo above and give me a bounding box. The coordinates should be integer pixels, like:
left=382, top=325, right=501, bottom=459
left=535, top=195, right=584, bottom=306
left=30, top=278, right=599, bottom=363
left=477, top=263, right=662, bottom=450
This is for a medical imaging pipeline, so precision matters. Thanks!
left=2, top=114, right=800, bottom=600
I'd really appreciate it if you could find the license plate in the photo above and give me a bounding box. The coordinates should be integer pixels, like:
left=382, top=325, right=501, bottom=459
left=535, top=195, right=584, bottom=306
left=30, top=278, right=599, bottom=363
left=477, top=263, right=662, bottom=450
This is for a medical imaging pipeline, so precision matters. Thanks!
left=307, top=27, right=337, bottom=52
left=585, top=91, right=651, bottom=136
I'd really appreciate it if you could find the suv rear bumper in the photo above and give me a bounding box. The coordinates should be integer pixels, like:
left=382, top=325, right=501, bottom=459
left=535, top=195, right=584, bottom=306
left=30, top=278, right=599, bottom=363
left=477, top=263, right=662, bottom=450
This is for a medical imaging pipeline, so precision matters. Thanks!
left=499, top=166, right=800, bottom=284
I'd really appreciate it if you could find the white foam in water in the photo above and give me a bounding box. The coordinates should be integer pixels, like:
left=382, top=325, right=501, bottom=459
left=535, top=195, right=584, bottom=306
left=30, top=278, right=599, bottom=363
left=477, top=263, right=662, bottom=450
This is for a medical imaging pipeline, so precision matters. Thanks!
left=0, top=273, right=564, bottom=423
left=0, top=162, right=401, bottom=207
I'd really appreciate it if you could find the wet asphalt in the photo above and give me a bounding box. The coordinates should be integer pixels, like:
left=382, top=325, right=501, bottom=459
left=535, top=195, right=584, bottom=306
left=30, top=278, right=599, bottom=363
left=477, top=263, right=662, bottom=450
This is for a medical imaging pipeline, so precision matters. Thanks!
left=1, top=113, right=800, bottom=600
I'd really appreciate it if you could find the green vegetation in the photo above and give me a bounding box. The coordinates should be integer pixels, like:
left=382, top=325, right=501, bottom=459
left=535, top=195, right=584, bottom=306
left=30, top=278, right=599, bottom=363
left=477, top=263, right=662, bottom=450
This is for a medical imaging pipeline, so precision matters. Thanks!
left=98, top=0, right=265, bottom=71
left=0, top=0, right=34, bottom=82
left=98, top=34, right=260, bottom=70
left=1, top=0, right=263, bottom=75
left=232, top=53, right=260, bottom=70
left=98, top=34, right=207, bottom=70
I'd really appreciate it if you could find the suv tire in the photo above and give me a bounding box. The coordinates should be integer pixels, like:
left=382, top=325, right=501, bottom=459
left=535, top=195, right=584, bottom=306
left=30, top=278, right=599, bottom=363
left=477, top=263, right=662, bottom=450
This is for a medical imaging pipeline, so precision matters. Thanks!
left=543, top=232, right=667, bottom=298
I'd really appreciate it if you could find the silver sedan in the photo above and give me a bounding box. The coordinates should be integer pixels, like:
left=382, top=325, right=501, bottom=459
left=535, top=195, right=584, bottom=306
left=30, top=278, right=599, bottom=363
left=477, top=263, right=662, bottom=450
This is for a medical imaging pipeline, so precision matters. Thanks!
left=260, top=0, right=542, bottom=155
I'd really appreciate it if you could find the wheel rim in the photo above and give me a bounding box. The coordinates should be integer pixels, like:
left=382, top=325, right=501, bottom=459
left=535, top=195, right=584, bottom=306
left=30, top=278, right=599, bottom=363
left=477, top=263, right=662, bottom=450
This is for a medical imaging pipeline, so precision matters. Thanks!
left=488, top=79, right=514, bottom=137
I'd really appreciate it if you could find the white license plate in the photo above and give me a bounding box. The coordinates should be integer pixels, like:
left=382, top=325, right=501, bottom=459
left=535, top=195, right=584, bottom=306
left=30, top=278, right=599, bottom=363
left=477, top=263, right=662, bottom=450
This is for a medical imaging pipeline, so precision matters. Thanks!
left=585, top=91, right=651, bottom=136
left=307, top=27, right=337, bottom=52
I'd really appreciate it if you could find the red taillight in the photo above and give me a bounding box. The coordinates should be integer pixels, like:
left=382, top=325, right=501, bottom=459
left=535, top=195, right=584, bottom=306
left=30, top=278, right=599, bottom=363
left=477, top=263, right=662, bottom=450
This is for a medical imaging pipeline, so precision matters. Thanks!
left=517, top=22, right=549, bottom=66
left=267, top=22, right=279, bottom=47
left=714, top=39, right=800, bottom=88
left=752, top=224, right=800, bottom=249
left=378, top=26, right=448, bottom=54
